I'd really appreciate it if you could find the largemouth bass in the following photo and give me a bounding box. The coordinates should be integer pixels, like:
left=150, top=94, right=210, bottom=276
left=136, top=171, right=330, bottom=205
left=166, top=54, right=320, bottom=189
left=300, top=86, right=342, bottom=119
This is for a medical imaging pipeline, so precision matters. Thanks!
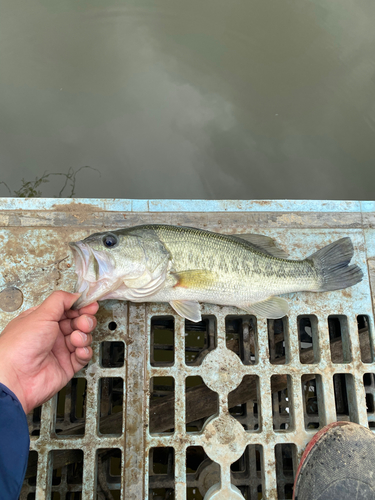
left=69, top=224, right=363, bottom=321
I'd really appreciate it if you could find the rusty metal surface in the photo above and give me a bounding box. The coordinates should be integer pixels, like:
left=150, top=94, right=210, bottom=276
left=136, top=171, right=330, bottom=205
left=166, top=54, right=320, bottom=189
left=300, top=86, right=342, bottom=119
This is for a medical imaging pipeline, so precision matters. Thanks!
left=0, top=198, right=374, bottom=500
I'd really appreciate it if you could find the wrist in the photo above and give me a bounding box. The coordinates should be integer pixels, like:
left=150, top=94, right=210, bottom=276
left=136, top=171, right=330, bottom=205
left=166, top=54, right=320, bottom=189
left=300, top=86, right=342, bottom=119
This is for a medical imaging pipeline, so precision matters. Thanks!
left=0, top=367, right=28, bottom=414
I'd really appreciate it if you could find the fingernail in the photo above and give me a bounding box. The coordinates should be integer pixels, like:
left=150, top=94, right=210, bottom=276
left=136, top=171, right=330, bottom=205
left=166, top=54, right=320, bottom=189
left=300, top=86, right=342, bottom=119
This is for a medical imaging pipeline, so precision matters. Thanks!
left=86, top=316, right=94, bottom=329
left=83, top=347, right=90, bottom=355
left=79, top=331, right=88, bottom=342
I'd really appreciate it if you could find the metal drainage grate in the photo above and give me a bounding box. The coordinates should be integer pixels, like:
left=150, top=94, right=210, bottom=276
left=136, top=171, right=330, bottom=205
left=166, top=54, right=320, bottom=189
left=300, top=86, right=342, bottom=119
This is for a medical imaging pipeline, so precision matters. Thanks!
left=21, top=304, right=374, bottom=500
left=0, top=199, right=374, bottom=500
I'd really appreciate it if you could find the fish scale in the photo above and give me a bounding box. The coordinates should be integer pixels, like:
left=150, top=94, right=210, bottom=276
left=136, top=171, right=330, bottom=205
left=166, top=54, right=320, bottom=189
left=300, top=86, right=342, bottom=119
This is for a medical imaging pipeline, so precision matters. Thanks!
left=151, top=225, right=315, bottom=291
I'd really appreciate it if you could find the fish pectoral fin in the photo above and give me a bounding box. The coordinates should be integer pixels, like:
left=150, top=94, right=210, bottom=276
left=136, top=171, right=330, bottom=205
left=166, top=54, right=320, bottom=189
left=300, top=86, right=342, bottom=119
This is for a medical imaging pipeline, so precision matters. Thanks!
left=240, top=297, right=289, bottom=319
left=170, top=300, right=202, bottom=322
left=231, top=234, right=289, bottom=259
left=123, top=273, right=167, bottom=299
left=172, top=270, right=217, bottom=289
left=123, top=270, right=153, bottom=288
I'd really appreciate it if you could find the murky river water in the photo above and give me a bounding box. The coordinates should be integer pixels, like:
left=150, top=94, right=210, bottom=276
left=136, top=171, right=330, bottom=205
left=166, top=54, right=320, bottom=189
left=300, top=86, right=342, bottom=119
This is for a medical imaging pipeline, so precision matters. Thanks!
left=1, top=0, right=374, bottom=199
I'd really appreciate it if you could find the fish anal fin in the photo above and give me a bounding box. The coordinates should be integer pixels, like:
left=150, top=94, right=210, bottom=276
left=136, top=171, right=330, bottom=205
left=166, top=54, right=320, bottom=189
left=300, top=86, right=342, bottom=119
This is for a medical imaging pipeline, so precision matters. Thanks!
left=240, top=297, right=289, bottom=319
left=172, top=270, right=217, bottom=289
left=232, top=234, right=289, bottom=259
left=170, top=300, right=202, bottom=322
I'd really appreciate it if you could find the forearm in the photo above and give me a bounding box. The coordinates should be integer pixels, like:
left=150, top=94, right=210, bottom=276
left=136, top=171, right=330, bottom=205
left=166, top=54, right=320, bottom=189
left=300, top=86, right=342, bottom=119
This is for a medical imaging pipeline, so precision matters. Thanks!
left=0, top=383, right=30, bottom=499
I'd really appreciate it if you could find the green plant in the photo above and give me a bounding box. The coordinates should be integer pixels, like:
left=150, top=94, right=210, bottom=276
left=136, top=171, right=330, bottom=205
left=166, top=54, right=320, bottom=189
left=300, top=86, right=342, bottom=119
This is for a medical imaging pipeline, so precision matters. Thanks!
left=0, top=166, right=100, bottom=198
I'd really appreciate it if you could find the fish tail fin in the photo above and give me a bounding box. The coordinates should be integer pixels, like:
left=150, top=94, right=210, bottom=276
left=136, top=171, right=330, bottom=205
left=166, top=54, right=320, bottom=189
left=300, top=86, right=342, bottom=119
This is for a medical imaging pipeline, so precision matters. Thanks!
left=308, top=237, right=363, bottom=292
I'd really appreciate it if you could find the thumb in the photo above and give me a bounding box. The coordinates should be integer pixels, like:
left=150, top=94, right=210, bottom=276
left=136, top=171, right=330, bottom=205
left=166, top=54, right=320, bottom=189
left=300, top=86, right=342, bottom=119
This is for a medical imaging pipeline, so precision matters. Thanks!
left=36, top=291, right=82, bottom=321
left=18, top=305, right=40, bottom=318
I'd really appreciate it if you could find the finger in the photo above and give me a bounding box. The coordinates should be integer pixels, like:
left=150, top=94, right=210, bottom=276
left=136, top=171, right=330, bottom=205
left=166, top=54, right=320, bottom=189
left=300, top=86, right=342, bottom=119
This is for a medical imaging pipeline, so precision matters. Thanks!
left=70, top=330, right=92, bottom=348
left=36, top=291, right=82, bottom=322
left=64, top=334, right=76, bottom=353
left=64, top=301, right=99, bottom=319
left=71, top=346, right=93, bottom=373
left=64, top=309, right=80, bottom=319
left=60, top=315, right=97, bottom=336
left=77, top=302, right=99, bottom=315
left=65, top=331, right=92, bottom=353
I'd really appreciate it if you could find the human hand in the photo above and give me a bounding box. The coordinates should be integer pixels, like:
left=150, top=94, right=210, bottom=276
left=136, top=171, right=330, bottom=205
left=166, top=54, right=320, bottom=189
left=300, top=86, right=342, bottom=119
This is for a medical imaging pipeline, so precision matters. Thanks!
left=0, top=291, right=98, bottom=414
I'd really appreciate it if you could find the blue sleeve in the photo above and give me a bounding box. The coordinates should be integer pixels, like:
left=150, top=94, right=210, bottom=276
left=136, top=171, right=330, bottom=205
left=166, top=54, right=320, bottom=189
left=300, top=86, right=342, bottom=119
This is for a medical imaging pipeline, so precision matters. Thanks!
left=0, top=383, right=30, bottom=499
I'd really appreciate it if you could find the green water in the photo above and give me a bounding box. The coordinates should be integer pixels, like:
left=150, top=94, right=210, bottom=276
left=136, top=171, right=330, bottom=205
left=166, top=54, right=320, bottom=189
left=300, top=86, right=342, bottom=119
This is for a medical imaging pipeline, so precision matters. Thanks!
left=1, top=0, right=374, bottom=199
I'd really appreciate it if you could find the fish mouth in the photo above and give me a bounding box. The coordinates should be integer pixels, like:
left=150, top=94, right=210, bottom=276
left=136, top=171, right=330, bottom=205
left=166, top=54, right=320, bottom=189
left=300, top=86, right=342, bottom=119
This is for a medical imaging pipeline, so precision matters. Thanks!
left=69, top=241, right=119, bottom=309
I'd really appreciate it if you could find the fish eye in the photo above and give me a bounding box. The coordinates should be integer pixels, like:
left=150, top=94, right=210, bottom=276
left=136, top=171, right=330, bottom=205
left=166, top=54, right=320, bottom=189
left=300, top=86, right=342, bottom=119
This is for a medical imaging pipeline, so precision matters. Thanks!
left=103, top=234, right=118, bottom=248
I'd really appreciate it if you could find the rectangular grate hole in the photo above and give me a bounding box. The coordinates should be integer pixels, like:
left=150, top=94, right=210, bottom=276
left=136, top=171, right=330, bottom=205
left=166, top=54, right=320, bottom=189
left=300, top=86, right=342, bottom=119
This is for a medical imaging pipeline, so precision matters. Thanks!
left=229, top=375, right=260, bottom=431
left=333, top=373, right=358, bottom=422
left=272, top=375, right=294, bottom=431
left=298, top=315, right=319, bottom=364
left=268, top=318, right=289, bottom=364
left=186, top=446, right=213, bottom=499
left=226, top=316, right=257, bottom=365
left=328, top=315, right=351, bottom=363
left=99, top=378, right=123, bottom=435
left=50, top=449, right=83, bottom=499
left=363, top=373, right=375, bottom=428
left=366, top=393, right=374, bottom=412
left=358, top=315, right=373, bottom=363
left=231, top=445, right=263, bottom=499
left=275, top=444, right=297, bottom=500
left=151, top=316, right=175, bottom=366
left=150, top=377, right=175, bottom=434
left=96, top=449, right=122, bottom=500
left=302, top=375, right=322, bottom=429
left=101, top=341, right=125, bottom=367
left=186, top=488, right=203, bottom=500
left=27, top=405, right=42, bottom=437
left=55, top=379, right=87, bottom=436
left=20, top=450, right=38, bottom=498
left=66, top=492, right=83, bottom=499
left=185, top=317, right=216, bottom=365
left=149, top=447, right=175, bottom=498
left=186, top=376, right=218, bottom=432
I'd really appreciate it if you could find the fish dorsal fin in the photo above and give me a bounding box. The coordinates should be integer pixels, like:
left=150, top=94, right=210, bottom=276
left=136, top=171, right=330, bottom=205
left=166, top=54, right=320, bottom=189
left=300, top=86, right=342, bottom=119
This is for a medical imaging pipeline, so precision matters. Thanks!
left=172, top=270, right=217, bottom=289
left=170, top=300, right=202, bottom=322
left=240, top=297, right=289, bottom=319
left=231, top=234, right=289, bottom=259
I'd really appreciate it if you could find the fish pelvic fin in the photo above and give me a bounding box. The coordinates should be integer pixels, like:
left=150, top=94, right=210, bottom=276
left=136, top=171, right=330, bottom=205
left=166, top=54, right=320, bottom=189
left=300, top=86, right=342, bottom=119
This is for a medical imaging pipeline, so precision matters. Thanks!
left=172, top=270, right=217, bottom=289
left=170, top=300, right=202, bottom=322
left=240, top=297, right=289, bottom=319
left=307, top=237, right=363, bottom=292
